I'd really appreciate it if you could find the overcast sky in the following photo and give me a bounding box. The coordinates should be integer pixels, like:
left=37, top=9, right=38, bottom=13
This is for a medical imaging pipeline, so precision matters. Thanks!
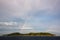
left=0, top=0, right=60, bottom=36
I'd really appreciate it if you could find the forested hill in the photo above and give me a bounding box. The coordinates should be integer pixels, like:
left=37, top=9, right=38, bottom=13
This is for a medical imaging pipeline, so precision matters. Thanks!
left=2, top=32, right=55, bottom=36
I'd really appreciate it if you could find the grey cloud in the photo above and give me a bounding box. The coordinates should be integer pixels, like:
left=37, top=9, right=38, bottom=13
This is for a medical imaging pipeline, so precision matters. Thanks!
left=0, top=0, right=60, bottom=18
left=0, top=0, right=60, bottom=35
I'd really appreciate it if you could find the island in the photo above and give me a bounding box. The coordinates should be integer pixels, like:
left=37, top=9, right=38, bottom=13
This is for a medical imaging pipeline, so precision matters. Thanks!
left=2, top=32, right=55, bottom=36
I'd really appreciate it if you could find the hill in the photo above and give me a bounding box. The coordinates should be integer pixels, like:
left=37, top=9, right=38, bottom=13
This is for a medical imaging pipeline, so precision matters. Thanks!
left=2, top=32, right=55, bottom=36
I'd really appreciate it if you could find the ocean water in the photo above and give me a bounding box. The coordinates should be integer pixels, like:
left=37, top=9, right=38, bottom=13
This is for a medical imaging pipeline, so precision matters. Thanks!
left=0, top=36, right=60, bottom=40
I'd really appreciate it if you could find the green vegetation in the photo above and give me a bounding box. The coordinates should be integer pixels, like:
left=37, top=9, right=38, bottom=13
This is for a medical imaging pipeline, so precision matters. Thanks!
left=2, top=32, right=55, bottom=36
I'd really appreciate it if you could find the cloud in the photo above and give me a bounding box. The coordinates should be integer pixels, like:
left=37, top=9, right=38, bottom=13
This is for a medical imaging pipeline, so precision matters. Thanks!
left=0, top=22, right=18, bottom=26
left=0, top=0, right=60, bottom=35
left=46, top=26, right=60, bottom=36
left=44, top=20, right=60, bottom=36
left=0, top=0, right=59, bottom=18
left=0, top=18, right=25, bottom=34
left=19, top=21, right=34, bottom=33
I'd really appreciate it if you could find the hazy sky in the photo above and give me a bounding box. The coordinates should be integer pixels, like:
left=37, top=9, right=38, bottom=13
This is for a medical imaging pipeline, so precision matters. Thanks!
left=0, top=0, right=60, bottom=36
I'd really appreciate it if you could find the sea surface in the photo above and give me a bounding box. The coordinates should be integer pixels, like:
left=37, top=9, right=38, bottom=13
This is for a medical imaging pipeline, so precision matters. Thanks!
left=0, top=36, right=60, bottom=40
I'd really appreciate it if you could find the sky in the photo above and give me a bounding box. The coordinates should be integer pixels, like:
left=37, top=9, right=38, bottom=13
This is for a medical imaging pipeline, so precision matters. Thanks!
left=0, top=0, right=60, bottom=36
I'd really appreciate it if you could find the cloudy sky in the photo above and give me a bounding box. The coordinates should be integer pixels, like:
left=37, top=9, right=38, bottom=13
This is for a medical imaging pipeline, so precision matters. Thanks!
left=0, top=0, right=60, bottom=36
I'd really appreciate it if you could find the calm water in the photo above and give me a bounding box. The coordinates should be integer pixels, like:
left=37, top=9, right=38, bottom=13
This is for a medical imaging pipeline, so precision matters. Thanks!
left=0, top=36, right=60, bottom=40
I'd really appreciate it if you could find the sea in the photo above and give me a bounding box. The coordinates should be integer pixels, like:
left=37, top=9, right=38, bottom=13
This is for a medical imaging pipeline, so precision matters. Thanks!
left=0, top=36, right=60, bottom=40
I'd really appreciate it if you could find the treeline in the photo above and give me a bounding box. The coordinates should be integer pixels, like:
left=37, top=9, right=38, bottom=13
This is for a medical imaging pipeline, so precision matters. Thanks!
left=3, top=32, right=55, bottom=36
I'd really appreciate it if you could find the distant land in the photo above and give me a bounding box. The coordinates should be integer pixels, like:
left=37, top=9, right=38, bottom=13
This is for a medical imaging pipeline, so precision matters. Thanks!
left=2, top=32, right=56, bottom=36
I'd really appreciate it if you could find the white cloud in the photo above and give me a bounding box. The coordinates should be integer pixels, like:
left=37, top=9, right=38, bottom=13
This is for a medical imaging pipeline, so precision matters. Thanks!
left=46, top=25, right=59, bottom=32
left=0, top=22, right=17, bottom=26
left=19, top=21, right=35, bottom=33
left=45, top=21, right=60, bottom=36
